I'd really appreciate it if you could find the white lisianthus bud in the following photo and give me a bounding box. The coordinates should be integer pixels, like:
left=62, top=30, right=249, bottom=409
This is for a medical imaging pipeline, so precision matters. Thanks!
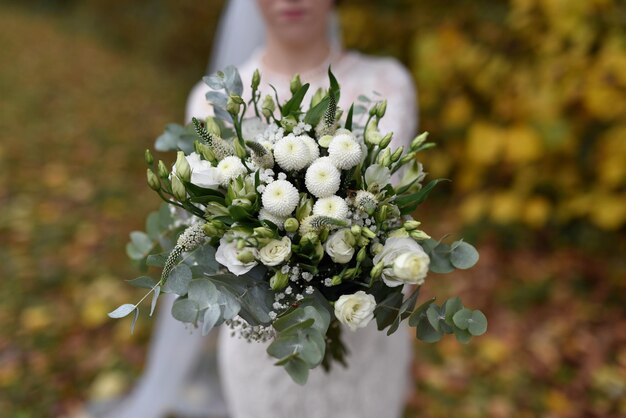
left=324, top=229, right=356, bottom=264
left=147, top=169, right=160, bottom=191
left=258, top=236, right=292, bottom=266
left=334, top=291, right=376, bottom=331
left=411, top=132, right=429, bottom=150
left=175, top=151, right=191, bottom=182
left=392, top=252, right=429, bottom=285
left=171, top=176, right=187, bottom=201
left=372, top=237, right=430, bottom=287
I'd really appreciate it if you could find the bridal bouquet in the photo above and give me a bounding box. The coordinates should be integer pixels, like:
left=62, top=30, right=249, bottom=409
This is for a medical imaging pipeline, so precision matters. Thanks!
left=109, top=66, right=487, bottom=384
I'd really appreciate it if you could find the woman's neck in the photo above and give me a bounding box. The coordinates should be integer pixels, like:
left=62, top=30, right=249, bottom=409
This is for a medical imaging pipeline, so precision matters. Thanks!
left=261, top=34, right=332, bottom=76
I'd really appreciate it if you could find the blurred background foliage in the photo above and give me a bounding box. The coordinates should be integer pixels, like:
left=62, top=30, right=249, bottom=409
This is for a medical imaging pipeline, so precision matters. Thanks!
left=0, top=0, right=624, bottom=417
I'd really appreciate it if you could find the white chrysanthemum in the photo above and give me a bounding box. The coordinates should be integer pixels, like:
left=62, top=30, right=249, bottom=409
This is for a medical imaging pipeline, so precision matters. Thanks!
left=328, top=134, right=363, bottom=170
left=259, top=208, right=287, bottom=229
left=313, top=196, right=349, bottom=220
left=305, top=160, right=341, bottom=198
left=261, top=179, right=299, bottom=217
left=217, top=156, right=247, bottom=186
left=299, top=135, right=320, bottom=165
left=273, top=135, right=310, bottom=171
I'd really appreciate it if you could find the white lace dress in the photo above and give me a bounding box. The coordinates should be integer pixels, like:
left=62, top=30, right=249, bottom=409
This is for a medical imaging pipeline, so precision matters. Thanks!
left=186, top=49, right=418, bottom=418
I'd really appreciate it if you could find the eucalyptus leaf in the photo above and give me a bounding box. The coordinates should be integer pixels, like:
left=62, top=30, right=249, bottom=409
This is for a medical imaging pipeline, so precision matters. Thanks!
left=171, top=298, right=199, bottom=323
left=188, top=279, right=218, bottom=309
left=146, top=252, right=168, bottom=268
left=202, top=304, right=221, bottom=335
left=126, top=231, right=153, bottom=261
left=150, top=286, right=160, bottom=317
left=163, top=264, right=192, bottom=296
left=373, top=291, right=403, bottom=331
left=416, top=315, right=442, bottom=343
left=468, top=310, right=488, bottom=336
left=216, top=290, right=241, bottom=320
left=108, top=304, right=136, bottom=319
left=125, top=276, right=157, bottom=289
left=284, top=357, right=309, bottom=385
left=130, top=307, right=139, bottom=334
left=444, top=297, right=464, bottom=323
left=423, top=239, right=455, bottom=274
left=408, top=297, right=436, bottom=327
left=453, top=326, right=472, bottom=344
left=206, top=91, right=228, bottom=108
left=223, top=65, right=243, bottom=96
left=203, top=74, right=225, bottom=90
left=452, top=308, right=473, bottom=330
left=450, top=241, right=480, bottom=269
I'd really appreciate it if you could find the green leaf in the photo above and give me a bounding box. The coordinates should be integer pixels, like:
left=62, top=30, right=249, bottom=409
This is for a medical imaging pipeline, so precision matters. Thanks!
left=304, top=96, right=330, bottom=126
left=397, top=179, right=449, bottom=215
left=468, top=310, right=488, bottom=336
left=373, top=291, right=403, bottom=331
left=452, top=308, right=473, bottom=330
left=171, top=298, right=199, bottom=323
left=126, top=231, right=153, bottom=260
left=268, top=326, right=325, bottom=367
left=146, top=212, right=161, bottom=240
left=416, top=315, right=442, bottom=343
left=146, top=252, right=168, bottom=268
left=207, top=273, right=272, bottom=325
left=344, top=104, right=354, bottom=131
left=328, top=66, right=340, bottom=101
left=450, top=241, right=480, bottom=269
left=201, top=304, right=221, bottom=335
left=108, top=304, right=136, bottom=319
left=125, top=276, right=157, bottom=289
left=453, top=326, right=472, bottom=344
left=150, top=286, right=160, bottom=317
left=228, top=205, right=253, bottom=222
left=188, top=279, right=218, bottom=309
left=426, top=304, right=452, bottom=333
left=216, top=291, right=241, bottom=320
left=408, top=297, right=436, bottom=327
left=284, top=357, right=309, bottom=385
left=163, top=264, right=192, bottom=296
left=130, top=307, right=139, bottom=334
left=444, top=297, right=464, bottom=323
left=282, top=83, right=310, bottom=116
left=422, top=239, right=455, bottom=274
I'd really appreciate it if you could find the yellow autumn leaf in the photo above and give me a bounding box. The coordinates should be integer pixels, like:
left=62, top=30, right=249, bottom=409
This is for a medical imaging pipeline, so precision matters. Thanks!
left=504, top=125, right=543, bottom=163
left=467, top=122, right=505, bottom=164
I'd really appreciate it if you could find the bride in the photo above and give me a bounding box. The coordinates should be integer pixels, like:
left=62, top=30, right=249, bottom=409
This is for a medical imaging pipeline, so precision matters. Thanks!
left=104, top=0, right=418, bottom=417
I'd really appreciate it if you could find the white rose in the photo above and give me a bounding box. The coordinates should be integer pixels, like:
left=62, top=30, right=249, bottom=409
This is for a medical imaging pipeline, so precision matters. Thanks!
left=392, top=252, right=429, bottom=285
left=258, top=236, right=292, bottom=266
left=334, top=291, right=376, bottom=331
left=215, top=237, right=258, bottom=276
left=372, top=237, right=430, bottom=287
left=186, top=152, right=222, bottom=188
left=324, top=229, right=355, bottom=264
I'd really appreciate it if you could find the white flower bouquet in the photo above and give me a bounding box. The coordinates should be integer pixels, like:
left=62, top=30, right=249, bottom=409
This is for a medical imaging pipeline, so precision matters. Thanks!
left=110, top=67, right=487, bottom=384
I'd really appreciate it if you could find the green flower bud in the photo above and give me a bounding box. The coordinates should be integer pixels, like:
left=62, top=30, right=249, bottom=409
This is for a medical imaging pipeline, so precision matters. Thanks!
left=204, top=116, right=221, bottom=137
left=345, top=267, right=359, bottom=279
left=300, top=232, right=319, bottom=246
left=252, top=69, right=261, bottom=91
left=202, top=223, right=220, bottom=237
left=236, top=249, right=256, bottom=264
left=403, top=220, right=422, bottom=231
left=411, top=132, right=429, bottom=150
left=147, top=169, right=160, bottom=191
left=376, top=205, right=389, bottom=223
left=379, top=132, right=393, bottom=149
left=157, top=160, right=169, bottom=179
left=391, top=146, right=404, bottom=163
left=356, top=246, right=367, bottom=263
left=318, top=134, right=333, bottom=148
left=233, top=139, right=248, bottom=159
left=280, top=115, right=298, bottom=132
left=261, top=95, right=275, bottom=118
left=284, top=218, right=299, bottom=233
left=270, top=271, right=289, bottom=291
left=295, top=194, right=313, bottom=221
left=253, top=226, right=274, bottom=238
left=370, top=260, right=385, bottom=280
left=205, top=202, right=230, bottom=216
left=236, top=239, right=246, bottom=250
left=226, top=95, right=242, bottom=115
left=375, top=100, right=387, bottom=118
left=398, top=152, right=416, bottom=166
left=195, top=141, right=216, bottom=163
left=410, top=230, right=431, bottom=240
left=145, top=149, right=154, bottom=165
left=369, top=104, right=378, bottom=117
left=350, top=225, right=362, bottom=237
left=331, top=275, right=342, bottom=286
left=357, top=236, right=370, bottom=247
left=319, top=228, right=329, bottom=242
left=290, top=74, right=302, bottom=95
left=171, top=175, right=187, bottom=201
left=364, top=119, right=382, bottom=145
left=371, top=242, right=384, bottom=255
left=361, top=227, right=377, bottom=239
left=175, top=151, right=191, bottom=182
left=232, top=198, right=252, bottom=209
left=310, top=87, right=325, bottom=108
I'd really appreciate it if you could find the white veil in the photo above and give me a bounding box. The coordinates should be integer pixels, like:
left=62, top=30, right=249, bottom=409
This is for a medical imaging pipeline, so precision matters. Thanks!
left=100, top=2, right=341, bottom=417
